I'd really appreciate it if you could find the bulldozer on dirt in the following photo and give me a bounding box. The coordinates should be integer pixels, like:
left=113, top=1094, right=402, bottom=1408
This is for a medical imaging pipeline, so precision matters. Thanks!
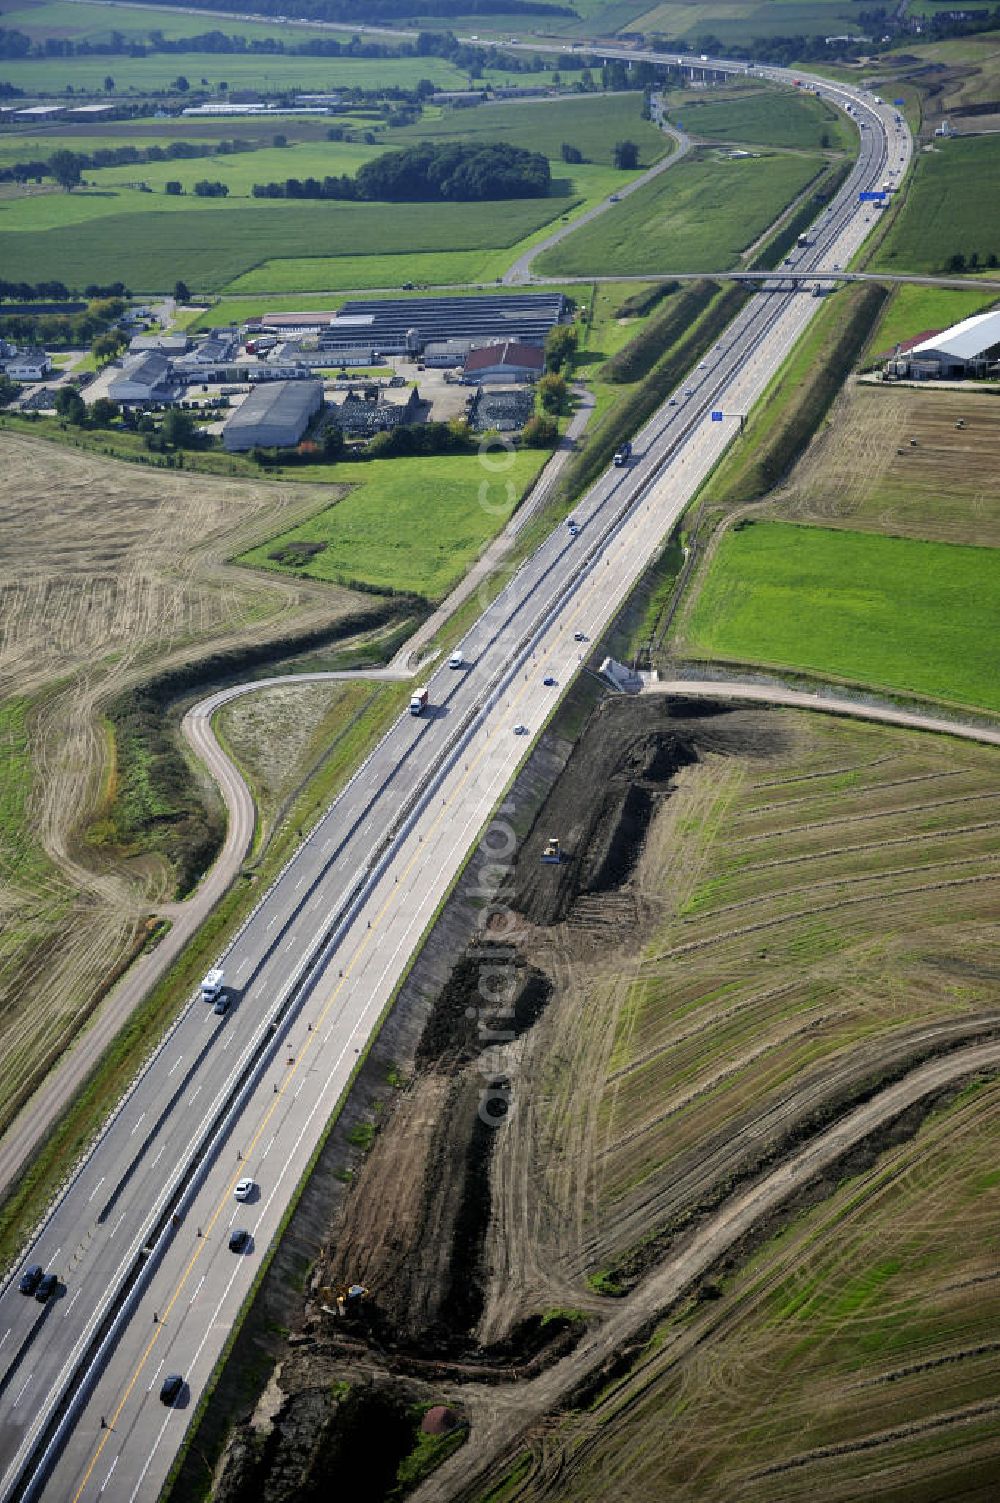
left=321, top=1281, right=369, bottom=1318
left=541, top=837, right=562, bottom=864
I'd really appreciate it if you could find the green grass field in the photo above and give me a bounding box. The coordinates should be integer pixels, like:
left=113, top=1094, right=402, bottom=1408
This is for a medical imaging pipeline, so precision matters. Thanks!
left=219, top=162, right=627, bottom=293
left=683, top=520, right=1000, bottom=711
left=869, top=283, right=999, bottom=354
left=631, top=0, right=866, bottom=42
left=0, top=191, right=569, bottom=292
left=1, top=0, right=356, bottom=45
left=0, top=52, right=467, bottom=94
left=536, top=149, right=823, bottom=276
left=392, top=91, right=668, bottom=166
left=875, top=135, right=1000, bottom=274
left=89, top=139, right=383, bottom=195
left=238, top=449, right=548, bottom=600
left=664, top=83, right=854, bottom=151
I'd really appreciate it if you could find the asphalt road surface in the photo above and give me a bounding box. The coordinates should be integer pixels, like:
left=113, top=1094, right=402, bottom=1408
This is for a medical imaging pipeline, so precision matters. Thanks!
left=0, top=65, right=913, bottom=1503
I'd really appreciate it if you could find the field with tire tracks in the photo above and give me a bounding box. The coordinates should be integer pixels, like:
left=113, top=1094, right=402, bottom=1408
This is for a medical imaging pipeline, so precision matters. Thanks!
left=0, top=432, right=366, bottom=1143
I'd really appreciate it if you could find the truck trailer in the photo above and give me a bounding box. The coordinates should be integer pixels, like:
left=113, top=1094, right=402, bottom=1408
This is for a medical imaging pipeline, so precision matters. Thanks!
left=409, top=686, right=429, bottom=715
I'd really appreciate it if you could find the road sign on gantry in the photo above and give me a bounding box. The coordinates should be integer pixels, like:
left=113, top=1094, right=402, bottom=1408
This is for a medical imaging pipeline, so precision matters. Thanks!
left=858, top=190, right=885, bottom=203
left=711, top=411, right=724, bottom=422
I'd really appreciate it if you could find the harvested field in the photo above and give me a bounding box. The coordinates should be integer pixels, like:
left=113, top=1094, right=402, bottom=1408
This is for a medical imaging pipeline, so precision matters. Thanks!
left=0, top=431, right=364, bottom=1140
left=482, top=1074, right=1000, bottom=1502
left=211, top=693, right=1000, bottom=1503
left=770, top=379, right=1000, bottom=548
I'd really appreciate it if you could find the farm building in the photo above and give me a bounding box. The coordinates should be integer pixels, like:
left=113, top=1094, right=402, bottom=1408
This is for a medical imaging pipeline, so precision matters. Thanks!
left=461, top=342, right=545, bottom=384
left=108, top=351, right=176, bottom=405
left=887, top=310, right=1000, bottom=379
left=223, top=380, right=323, bottom=451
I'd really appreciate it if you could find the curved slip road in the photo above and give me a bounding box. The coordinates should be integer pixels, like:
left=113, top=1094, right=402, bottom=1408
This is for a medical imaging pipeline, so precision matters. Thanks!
left=0, top=386, right=597, bottom=1203
left=0, top=64, right=924, bottom=1503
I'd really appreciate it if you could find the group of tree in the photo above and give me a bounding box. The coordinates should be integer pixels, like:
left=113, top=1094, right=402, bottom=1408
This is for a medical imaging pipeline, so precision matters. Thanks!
left=0, top=296, right=127, bottom=349
left=544, top=324, right=578, bottom=375
left=0, top=279, right=127, bottom=302
left=54, top=386, right=120, bottom=428
left=192, top=179, right=229, bottom=196
left=252, top=141, right=550, bottom=204
left=0, top=139, right=255, bottom=188
left=946, top=251, right=999, bottom=272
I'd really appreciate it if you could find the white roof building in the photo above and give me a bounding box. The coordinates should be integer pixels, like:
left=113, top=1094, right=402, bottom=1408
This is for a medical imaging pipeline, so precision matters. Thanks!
left=907, top=309, right=1000, bottom=375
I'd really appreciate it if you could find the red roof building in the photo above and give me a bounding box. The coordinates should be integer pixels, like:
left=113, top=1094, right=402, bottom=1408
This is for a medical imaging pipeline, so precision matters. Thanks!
left=461, top=341, right=545, bottom=384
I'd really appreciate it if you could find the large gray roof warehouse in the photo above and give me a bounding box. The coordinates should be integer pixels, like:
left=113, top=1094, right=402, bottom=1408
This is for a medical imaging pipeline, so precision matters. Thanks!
left=223, top=379, right=323, bottom=451
left=320, top=292, right=566, bottom=357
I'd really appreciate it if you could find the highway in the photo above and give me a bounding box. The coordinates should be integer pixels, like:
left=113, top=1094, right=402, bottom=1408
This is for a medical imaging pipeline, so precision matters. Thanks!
left=0, top=64, right=909, bottom=1503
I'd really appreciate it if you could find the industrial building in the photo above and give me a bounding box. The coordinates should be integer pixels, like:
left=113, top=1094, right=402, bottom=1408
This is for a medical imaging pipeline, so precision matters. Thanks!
left=0, top=343, right=52, bottom=381
left=885, top=309, right=1000, bottom=379
left=107, top=351, right=176, bottom=405
left=461, top=341, right=545, bottom=384
left=222, top=380, right=323, bottom=451
left=321, top=292, right=566, bottom=360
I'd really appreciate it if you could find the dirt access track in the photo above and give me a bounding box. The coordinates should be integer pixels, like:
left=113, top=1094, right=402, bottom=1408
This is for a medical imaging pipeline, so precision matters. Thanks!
left=213, top=688, right=1000, bottom=1502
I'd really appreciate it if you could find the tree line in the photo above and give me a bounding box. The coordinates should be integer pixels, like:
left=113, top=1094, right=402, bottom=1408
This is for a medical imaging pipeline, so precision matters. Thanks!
left=0, top=138, right=260, bottom=187
left=252, top=141, right=550, bottom=203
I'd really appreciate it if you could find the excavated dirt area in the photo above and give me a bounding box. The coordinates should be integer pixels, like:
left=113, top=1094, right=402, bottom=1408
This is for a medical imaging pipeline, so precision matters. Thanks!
left=206, top=691, right=1000, bottom=1503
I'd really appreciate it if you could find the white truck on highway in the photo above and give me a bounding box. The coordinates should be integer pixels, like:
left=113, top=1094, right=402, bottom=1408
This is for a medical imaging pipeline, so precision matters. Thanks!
left=409, top=686, right=429, bottom=715
left=201, top=968, right=225, bottom=1002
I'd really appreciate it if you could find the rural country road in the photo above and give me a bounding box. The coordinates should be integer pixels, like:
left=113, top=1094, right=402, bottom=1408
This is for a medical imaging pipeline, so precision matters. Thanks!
left=503, top=108, right=689, bottom=285
left=646, top=678, right=1000, bottom=746
left=414, top=1037, right=1000, bottom=1502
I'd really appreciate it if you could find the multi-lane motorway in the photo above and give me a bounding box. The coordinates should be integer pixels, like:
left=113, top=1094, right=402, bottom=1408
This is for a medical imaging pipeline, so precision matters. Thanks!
left=0, top=64, right=909, bottom=1503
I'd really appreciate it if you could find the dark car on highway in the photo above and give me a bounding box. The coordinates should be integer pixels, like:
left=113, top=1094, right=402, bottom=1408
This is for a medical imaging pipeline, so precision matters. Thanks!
left=35, top=1272, right=58, bottom=1302
left=19, top=1265, right=42, bottom=1296
left=160, top=1373, right=183, bottom=1406
left=229, top=1227, right=250, bottom=1253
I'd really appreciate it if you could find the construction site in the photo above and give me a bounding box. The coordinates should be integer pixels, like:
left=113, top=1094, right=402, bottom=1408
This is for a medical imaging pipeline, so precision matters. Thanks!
left=196, top=680, right=1000, bottom=1503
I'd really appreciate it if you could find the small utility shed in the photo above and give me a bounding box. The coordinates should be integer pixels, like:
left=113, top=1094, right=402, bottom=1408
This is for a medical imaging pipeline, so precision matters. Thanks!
left=223, top=380, right=322, bottom=451
left=461, top=341, right=545, bottom=385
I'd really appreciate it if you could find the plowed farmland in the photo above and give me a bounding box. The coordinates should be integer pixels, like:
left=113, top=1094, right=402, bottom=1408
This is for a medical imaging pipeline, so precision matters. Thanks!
left=0, top=432, right=362, bottom=1141
left=211, top=693, right=1000, bottom=1503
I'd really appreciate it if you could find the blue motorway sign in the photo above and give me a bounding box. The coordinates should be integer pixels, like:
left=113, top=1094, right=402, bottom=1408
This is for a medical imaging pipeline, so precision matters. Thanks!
left=858, top=190, right=886, bottom=202
left=711, top=410, right=724, bottom=422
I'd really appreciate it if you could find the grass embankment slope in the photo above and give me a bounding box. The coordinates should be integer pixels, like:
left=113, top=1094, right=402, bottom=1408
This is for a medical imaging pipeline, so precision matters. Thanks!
left=239, top=447, right=550, bottom=600
left=681, top=520, right=1000, bottom=712
left=536, top=150, right=825, bottom=276
left=875, top=135, right=1000, bottom=273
